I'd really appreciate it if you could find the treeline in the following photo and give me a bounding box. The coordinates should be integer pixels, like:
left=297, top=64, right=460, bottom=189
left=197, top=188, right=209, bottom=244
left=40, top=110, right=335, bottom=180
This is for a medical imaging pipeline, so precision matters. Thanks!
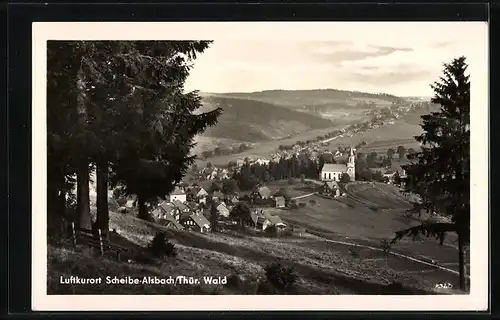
left=47, top=41, right=221, bottom=236
left=201, top=143, right=252, bottom=159
left=231, top=156, right=319, bottom=191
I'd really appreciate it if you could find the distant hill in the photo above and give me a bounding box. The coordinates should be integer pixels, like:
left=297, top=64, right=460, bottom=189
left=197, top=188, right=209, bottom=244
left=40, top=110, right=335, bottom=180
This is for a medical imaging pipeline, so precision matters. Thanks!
left=198, top=95, right=334, bottom=142
left=201, top=89, right=404, bottom=109
left=200, top=89, right=406, bottom=122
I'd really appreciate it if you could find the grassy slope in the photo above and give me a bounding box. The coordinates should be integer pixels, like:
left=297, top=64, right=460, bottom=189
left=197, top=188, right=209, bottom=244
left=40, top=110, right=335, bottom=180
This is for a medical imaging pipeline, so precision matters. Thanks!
left=48, top=182, right=464, bottom=295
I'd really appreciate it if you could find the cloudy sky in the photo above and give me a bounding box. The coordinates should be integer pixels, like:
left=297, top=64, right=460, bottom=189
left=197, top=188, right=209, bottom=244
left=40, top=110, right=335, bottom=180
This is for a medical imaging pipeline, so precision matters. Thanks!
left=184, top=22, right=488, bottom=97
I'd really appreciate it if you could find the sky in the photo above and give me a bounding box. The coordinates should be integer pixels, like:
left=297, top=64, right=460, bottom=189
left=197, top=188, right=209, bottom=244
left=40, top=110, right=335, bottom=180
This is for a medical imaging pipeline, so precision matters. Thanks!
left=184, top=22, right=488, bottom=97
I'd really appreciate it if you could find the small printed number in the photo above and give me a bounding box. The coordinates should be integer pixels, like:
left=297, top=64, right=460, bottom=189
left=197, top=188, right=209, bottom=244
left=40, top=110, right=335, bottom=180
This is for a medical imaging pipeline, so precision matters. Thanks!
left=435, top=283, right=453, bottom=289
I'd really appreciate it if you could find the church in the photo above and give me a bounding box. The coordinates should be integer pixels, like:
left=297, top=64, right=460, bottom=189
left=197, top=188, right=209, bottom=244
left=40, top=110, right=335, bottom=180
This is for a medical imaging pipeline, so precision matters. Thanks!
left=320, top=147, right=355, bottom=182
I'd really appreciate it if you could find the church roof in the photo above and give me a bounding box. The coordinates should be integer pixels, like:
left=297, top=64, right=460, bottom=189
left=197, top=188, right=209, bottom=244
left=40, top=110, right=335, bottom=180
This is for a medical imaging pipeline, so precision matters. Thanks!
left=321, top=163, right=347, bottom=172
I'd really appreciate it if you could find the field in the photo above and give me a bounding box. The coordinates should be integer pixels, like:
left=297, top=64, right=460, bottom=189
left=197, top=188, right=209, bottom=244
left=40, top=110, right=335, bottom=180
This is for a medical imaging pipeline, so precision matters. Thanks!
left=48, top=181, right=468, bottom=295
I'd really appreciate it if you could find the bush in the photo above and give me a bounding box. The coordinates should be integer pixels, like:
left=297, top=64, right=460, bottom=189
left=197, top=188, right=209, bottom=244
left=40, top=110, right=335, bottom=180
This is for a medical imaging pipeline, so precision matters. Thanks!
left=287, top=178, right=296, bottom=185
left=108, top=198, right=120, bottom=212
left=309, top=199, right=316, bottom=206
left=298, top=202, right=306, bottom=208
left=349, top=245, right=361, bottom=258
left=264, top=262, right=298, bottom=291
left=148, top=232, right=178, bottom=258
left=116, top=197, right=127, bottom=207
left=290, top=201, right=298, bottom=209
left=265, top=225, right=278, bottom=237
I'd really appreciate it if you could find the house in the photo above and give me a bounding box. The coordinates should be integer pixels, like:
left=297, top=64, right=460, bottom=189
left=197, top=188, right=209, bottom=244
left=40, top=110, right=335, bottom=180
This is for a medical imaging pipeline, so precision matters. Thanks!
left=186, top=186, right=208, bottom=202
left=171, top=199, right=190, bottom=213
left=275, top=196, right=286, bottom=208
left=158, top=212, right=184, bottom=230
left=253, top=186, right=272, bottom=200
left=212, top=191, right=225, bottom=202
left=215, top=202, right=230, bottom=218
left=227, top=195, right=239, bottom=205
left=156, top=202, right=180, bottom=221
left=181, top=213, right=211, bottom=233
left=320, top=147, right=355, bottom=182
left=186, top=201, right=202, bottom=214
left=267, top=215, right=287, bottom=229
left=323, top=181, right=341, bottom=197
left=169, top=186, right=187, bottom=203
left=256, top=216, right=272, bottom=231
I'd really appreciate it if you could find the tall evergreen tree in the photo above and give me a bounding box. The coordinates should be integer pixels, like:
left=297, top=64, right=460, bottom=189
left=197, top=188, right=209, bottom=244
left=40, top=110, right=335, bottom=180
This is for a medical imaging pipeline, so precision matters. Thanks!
left=391, top=57, right=470, bottom=291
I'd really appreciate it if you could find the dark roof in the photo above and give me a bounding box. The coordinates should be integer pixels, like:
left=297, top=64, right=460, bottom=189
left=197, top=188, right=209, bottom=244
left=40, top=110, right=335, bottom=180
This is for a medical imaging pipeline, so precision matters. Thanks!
left=212, top=191, right=225, bottom=199
left=160, top=213, right=184, bottom=229
left=186, top=201, right=199, bottom=210
left=159, top=202, right=176, bottom=214
left=172, top=200, right=190, bottom=211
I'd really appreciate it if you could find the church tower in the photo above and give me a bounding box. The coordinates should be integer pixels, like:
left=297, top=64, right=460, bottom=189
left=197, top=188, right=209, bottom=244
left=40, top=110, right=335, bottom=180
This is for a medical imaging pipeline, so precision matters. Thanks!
left=347, top=146, right=355, bottom=181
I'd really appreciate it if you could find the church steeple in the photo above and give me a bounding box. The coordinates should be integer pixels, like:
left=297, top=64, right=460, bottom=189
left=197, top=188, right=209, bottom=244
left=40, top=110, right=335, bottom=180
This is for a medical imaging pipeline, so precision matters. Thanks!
left=347, top=146, right=355, bottom=181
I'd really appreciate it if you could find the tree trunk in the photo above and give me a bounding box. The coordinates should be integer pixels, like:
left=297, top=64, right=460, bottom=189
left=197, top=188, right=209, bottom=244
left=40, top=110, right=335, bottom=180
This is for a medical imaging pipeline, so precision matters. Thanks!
left=76, top=162, right=91, bottom=230
left=47, top=184, right=62, bottom=237
left=137, top=195, right=150, bottom=220
left=96, top=159, right=109, bottom=231
left=458, top=231, right=468, bottom=291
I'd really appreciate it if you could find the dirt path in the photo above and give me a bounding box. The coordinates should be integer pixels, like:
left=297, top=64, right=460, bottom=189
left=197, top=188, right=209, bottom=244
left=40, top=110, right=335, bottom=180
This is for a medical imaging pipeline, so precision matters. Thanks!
left=291, top=192, right=317, bottom=200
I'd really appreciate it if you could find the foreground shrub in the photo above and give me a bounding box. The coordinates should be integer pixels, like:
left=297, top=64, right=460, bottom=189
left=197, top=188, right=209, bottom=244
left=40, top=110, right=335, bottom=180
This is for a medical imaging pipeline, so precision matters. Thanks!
left=148, top=232, right=178, bottom=258
left=264, top=262, right=298, bottom=291
left=116, top=197, right=127, bottom=207
left=349, top=245, right=361, bottom=258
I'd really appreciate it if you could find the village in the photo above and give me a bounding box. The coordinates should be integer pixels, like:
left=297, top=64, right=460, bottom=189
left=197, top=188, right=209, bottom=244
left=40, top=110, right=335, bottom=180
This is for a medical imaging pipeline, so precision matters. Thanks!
left=112, top=144, right=407, bottom=238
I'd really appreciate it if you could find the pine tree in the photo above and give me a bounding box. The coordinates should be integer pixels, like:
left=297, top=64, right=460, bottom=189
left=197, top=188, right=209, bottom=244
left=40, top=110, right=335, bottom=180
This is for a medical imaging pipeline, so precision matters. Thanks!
left=391, top=57, right=470, bottom=291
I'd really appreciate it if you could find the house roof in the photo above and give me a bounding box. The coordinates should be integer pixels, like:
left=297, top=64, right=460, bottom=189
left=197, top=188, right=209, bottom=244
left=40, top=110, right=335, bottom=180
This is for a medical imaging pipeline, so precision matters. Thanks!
left=190, top=214, right=211, bottom=229
left=216, top=202, right=229, bottom=211
left=171, top=186, right=185, bottom=196
left=186, top=201, right=199, bottom=210
left=159, top=202, right=176, bottom=214
left=161, top=213, right=184, bottom=229
left=172, top=200, right=190, bottom=211
left=325, top=181, right=340, bottom=189
left=212, top=191, right=225, bottom=199
left=258, top=186, right=272, bottom=198
left=321, top=163, right=347, bottom=172
left=249, top=212, right=259, bottom=224
left=268, top=215, right=285, bottom=226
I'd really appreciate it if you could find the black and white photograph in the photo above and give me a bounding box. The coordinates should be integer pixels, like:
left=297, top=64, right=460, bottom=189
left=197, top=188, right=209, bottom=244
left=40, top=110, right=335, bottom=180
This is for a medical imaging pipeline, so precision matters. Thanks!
left=33, top=22, right=488, bottom=311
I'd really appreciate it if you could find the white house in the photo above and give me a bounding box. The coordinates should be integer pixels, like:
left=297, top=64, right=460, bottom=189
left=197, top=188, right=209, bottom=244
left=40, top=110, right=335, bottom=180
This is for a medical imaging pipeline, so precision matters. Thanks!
left=169, top=186, right=187, bottom=203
